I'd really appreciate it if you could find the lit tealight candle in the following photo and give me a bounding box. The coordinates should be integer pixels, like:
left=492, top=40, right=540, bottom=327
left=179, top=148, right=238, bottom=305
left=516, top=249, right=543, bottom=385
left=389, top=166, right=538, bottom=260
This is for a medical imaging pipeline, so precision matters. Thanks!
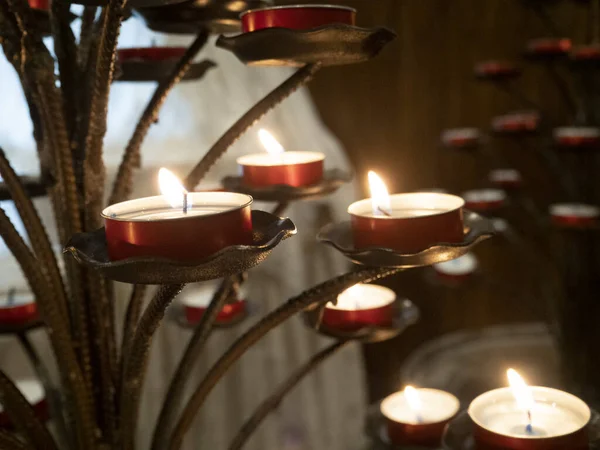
left=348, top=171, right=465, bottom=253
left=441, top=128, right=481, bottom=148
left=322, top=283, right=396, bottom=331
left=433, top=252, right=478, bottom=282
left=381, top=386, right=460, bottom=447
left=181, top=281, right=247, bottom=325
left=489, top=169, right=523, bottom=190
left=549, top=203, right=599, bottom=228
left=237, top=130, right=325, bottom=188
left=0, top=378, right=47, bottom=429
left=0, top=289, right=38, bottom=325
left=553, top=127, right=600, bottom=148
left=526, top=38, right=572, bottom=57
left=469, top=369, right=590, bottom=450
left=492, top=111, right=540, bottom=134
left=462, top=188, right=507, bottom=212
left=102, top=168, right=253, bottom=261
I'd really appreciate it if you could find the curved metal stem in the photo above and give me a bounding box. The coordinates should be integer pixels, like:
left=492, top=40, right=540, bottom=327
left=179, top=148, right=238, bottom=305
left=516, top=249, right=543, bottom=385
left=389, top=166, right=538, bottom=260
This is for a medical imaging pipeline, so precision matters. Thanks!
left=150, top=277, right=236, bottom=450
left=271, top=202, right=290, bottom=217
left=17, top=332, right=72, bottom=449
left=118, top=283, right=185, bottom=450
left=228, top=340, right=350, bottom=450
left=167, top=267, right=401, bottom=450
left=109, top=30, right=213, bottom=205
left=184, top=63, right=322, bottom=190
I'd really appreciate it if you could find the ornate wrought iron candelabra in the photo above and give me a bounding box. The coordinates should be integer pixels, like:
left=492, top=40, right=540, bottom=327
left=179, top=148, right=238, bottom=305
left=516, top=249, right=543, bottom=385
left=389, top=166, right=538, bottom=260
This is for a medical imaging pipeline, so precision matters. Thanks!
left=0, top=1, right=494, bottom=449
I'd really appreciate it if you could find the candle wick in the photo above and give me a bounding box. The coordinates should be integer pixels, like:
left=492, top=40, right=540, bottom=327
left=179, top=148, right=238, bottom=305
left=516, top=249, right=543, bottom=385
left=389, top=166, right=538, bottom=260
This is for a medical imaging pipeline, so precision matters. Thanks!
left=377, top=207, right=392, bottom=217
left=183, top=192, right=188, bottom=214
left=7, top=288, right=15, bottom=307
left=525, top=410, right=533, bottom=434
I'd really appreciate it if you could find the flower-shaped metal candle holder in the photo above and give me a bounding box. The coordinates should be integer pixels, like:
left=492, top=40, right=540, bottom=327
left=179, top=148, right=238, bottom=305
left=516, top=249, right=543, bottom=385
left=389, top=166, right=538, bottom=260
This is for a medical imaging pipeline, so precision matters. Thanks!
left=135, top=0, right=268, bottom=35
left=222, top=169, right=352, bottom=202
left=64, top=210, right=296, bottom=284
left=318, top=211, right=494, bottom=268
left=441, top=410, right=600, bottom=450
left=216, top=24, right=396, bottom=67
left=303, top=298, right=419, bottom=344
left=115, top=50, right=216, bottom=83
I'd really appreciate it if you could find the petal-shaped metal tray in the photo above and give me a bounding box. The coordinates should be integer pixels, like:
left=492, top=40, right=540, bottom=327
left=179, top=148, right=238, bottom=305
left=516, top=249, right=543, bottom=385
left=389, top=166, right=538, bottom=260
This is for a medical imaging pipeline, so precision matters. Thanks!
left=0, top=176, right=47, bottom=201
left=64, top=210, right=296, bottom=285
left=442, top=410, right=600, bottom=450
left=366, top=402, right=439, bottom=450
left=115, top=59, right=216, bottom=83
left=216, top=24, right=396, bottom=67
left=134, top=0, right=268, bottom=35
left=317, top=210, right=495, bottom=268
left=303, top=299, right=419, bottom=344
left=221, top=169, right=352, bottom=202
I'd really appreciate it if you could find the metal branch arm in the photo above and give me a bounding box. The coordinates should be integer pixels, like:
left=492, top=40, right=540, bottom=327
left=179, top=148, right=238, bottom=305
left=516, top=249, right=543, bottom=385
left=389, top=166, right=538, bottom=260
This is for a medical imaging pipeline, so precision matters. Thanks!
left=228, top=340, right=350, bottom=450
left=118, top=283, right=185, bottom=450
left=110, top=30, right=213, bottom=205
left=184, top=63, right=322, bottom=190
left=168, top=266, right=401, bottom=450
left=151, top=277, right=236, bottom=450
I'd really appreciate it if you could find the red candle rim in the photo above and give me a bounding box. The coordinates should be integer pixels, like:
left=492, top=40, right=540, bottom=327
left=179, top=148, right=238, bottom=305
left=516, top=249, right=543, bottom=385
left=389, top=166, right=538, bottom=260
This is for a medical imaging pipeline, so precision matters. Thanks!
left=240, top=4, right=357, bottom=19
left=102, top=192, right=253, bottom=223
left=380, top=388, right=460, bottom=425
left=468, top=387, right=591, bottom=441
left=236, top=151, right=325, bottom=168
left=348, top=192, right=465, bottom=219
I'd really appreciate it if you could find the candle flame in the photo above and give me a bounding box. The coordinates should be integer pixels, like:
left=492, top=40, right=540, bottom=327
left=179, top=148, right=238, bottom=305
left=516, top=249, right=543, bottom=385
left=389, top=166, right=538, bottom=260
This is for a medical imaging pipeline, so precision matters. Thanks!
left=368, top=171, right=392, bottom=216
left=404, top=386, right=422, bottom=413
left=507, top=368, right=535, bottom=412
left=158, top=168, right=189, bottom=209
left=259, top=129, right=285, bottom=155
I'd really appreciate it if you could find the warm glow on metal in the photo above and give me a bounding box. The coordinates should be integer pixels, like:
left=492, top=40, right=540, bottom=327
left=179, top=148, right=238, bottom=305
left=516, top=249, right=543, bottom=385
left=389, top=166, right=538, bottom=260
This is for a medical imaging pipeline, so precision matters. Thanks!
left=368, top=171, right=392, bottom=215
left=158, top=168, right=188, bottom=209
left=259, top=129, right=285, bottom=155
left=507, top=368, right=535, bottom=412
left=404, top=385, right=422, bottom=413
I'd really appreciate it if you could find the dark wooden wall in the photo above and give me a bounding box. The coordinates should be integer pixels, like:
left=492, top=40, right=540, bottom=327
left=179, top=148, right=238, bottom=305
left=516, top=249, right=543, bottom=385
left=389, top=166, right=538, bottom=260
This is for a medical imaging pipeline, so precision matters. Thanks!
left=286, top=0, right=591, bottom=400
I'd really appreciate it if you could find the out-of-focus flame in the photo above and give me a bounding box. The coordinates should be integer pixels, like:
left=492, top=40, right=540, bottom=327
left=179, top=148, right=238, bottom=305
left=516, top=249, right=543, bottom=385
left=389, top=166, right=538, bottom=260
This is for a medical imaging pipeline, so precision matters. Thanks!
left=259, top=129, right=285, bottom=155
left=159, top=168, right=189, bottom=209
left=507, top=368, right=535, bottom=412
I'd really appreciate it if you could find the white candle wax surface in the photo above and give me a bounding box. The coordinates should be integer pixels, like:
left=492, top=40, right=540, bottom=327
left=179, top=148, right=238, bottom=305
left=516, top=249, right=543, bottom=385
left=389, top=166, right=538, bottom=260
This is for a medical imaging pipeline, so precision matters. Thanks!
left=237, top=151, right=324, bottom=167
left=462, top=189, right=506, bottom=204
left=381, top=388, right=460, bottom=425
left=102, top=192, right=252, bottom=222
left=0, top=291, right=35, bottom=308
left=469, top=387, right=590, bottom=439
left=434, top=253, right=478, bottom=276
left=348, top=193, right=464, bottom=219
left=181, top=280, right=246, bottom=308
left=327, top=284, right=395, bottom=311
left=550, top=203, right=600, bottom=219
left=0, top=379, right=44, bottom=412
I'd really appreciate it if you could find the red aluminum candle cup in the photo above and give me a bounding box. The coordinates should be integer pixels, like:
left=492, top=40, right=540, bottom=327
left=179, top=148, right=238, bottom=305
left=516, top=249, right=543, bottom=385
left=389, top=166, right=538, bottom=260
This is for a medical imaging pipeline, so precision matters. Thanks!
left=469, top=387, right=590, bottom=450
left=102, top=192, right=253, bottom=261
left=381, top=388, right=460, bottom=447
left=433, top=252, right=478, bottom=283
left=571, top=44, right=600, bottom=62
left=489, top=169, right=522, bottom=190
left=28, top=0, right=49, bottom=10
left=441, top=128, right=481, bottom=148
left=526, top=38, right=572, bottom=56
left=0, top=291, right=38, bottom=325
left=117, top=47, right=187, bottom=62
left=462, top=189, right=507, bottom=212
left=348, top=193, right=465, bottom=254
left=237, top=152, right=324, bottom=188
left=0, top=379, right=47, bottom=429
left=322, top=284, right=396, bottom=331
left=492, top=111, right=540, bottom=133
left=550, top=203, right=599, bottom=228
left=553, top=127, right=600, bottom=148
left=241, top=4, right=357, bottom=32
left=185, top=299, right=246, bottom=324
left=474, top=61, right=520, bottom=79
